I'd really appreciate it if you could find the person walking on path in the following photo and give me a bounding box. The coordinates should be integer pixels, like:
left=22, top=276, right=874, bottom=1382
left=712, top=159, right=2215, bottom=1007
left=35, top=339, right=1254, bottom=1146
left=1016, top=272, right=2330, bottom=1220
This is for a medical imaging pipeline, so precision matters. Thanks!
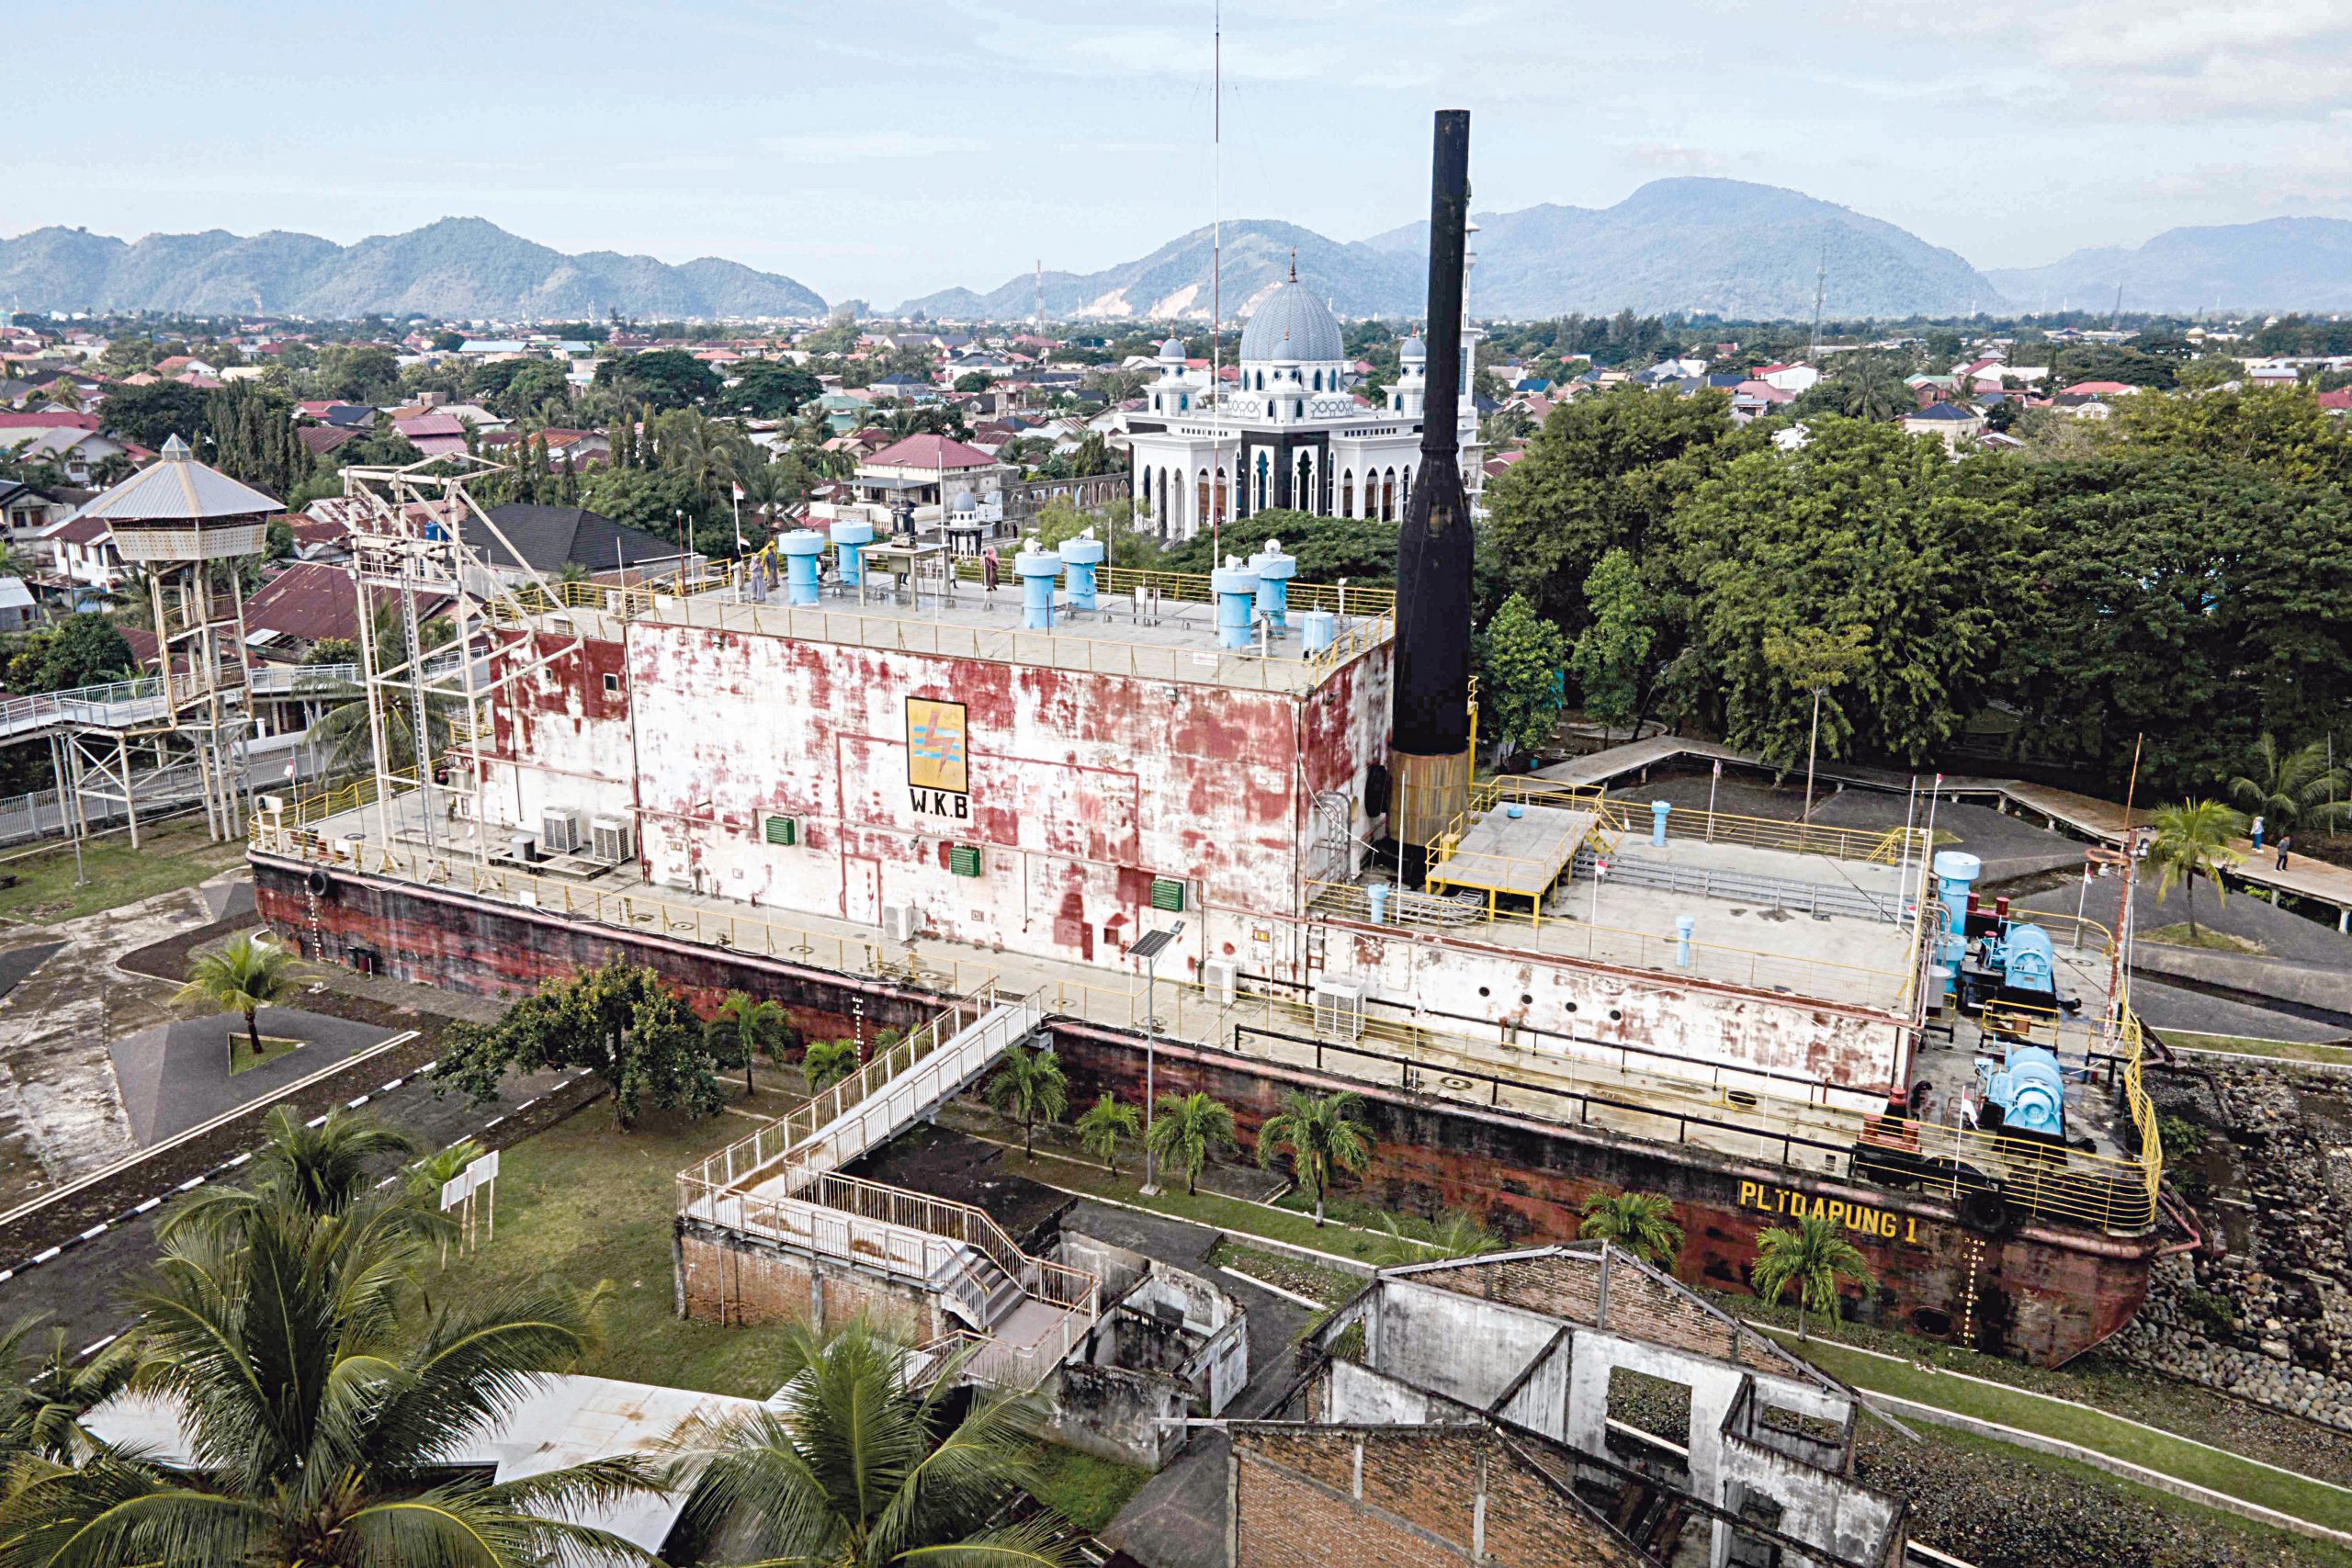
left=2251, top=814, right=2266, bottom=850
left=2276, top=832, right=2293, bottom=871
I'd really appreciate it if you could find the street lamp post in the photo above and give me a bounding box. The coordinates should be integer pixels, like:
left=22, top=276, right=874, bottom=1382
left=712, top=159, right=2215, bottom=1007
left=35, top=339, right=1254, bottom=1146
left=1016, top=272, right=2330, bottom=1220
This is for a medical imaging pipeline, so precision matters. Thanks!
left=1130, top=920, right=1183, bottom=1194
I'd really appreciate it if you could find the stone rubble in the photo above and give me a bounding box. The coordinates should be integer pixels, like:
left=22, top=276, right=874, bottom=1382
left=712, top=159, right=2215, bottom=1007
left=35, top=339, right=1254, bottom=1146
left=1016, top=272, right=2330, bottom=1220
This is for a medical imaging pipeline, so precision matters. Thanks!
left=2114, top=1059, right=2352, bottom=1431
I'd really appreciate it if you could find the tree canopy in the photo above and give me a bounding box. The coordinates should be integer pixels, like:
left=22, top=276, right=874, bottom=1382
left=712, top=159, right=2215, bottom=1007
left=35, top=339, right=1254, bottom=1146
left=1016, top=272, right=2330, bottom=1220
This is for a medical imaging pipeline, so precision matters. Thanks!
left=436, top=959, right=722, bottom=1129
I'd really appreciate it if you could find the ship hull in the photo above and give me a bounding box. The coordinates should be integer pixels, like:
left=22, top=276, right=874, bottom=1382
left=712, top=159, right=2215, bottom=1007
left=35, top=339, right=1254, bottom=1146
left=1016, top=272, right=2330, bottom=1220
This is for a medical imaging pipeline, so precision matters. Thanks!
left=254, top=853, right=2154, bottom=1365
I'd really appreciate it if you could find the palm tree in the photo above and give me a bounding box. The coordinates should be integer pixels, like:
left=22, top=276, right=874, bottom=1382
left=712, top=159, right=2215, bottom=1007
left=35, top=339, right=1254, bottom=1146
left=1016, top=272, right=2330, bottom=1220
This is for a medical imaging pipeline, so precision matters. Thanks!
left=0, top=1194, right=657, bottom=1566
left=1256, top=1089, right=1374, bottom=1226
left=0, top=1318, right=139, bottom=1465
left=985, top=1044, right=1069, bottom=1160
left=667, top=1319, right=1075, bottom=1567
left=1074, top=1093, right=1140, bottom=1174
left=2229, top=733, right=2349, bottom=837
left=1749, top=1214, right=1874, bottom=1342
left=175, top=932, right=300, bottom=1066
left=309, top=593, right=459, bottom=779
left=164, top=1105, right=435, bottom=1250
left=1578, top=1190, right=1686, bottom=1269
left=1370, top=1210, right=1499, bottom=1267
left=2147, top=798, right=2248, bottom=938
left=801, top=1038, right=861, bottom=1092
left=1145, top=1092, right=1236, bottom=1196
left=704, top=990, right=797, bottom=1095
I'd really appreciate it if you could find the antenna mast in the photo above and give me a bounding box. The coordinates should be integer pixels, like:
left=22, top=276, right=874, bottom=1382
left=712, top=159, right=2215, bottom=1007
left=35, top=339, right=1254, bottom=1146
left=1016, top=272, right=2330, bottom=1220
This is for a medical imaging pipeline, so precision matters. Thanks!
left=1034, top=259, right=1042, bottom=327
left=1210, top=0, right=1223, bottom=559
left=1809, top=236, right=1826, bottom=362
left=2111, top=282, right=2123, bottom=332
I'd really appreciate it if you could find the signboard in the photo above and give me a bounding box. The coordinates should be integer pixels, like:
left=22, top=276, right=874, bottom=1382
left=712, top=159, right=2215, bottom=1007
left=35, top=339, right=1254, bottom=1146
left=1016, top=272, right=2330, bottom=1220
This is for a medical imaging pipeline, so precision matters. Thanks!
left=466, top=1149, right=500, bottom=1187
left=439, top=1175, right=469, bottom=1213
left=906, top=698, right=971, bottom=821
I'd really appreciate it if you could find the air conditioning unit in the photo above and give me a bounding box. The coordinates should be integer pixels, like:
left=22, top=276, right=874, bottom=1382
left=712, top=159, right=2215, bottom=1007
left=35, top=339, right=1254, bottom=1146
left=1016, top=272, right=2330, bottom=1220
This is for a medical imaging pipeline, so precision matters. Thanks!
left=881, top=903, right=922, bottom=943
left=540, top=806, right=586, bottom=855
left=1200, top=958, right=1238, bottom=1006
left=589, top=814, right=633, bottom=863
left=1311, top=976, right=1367, bottom=1041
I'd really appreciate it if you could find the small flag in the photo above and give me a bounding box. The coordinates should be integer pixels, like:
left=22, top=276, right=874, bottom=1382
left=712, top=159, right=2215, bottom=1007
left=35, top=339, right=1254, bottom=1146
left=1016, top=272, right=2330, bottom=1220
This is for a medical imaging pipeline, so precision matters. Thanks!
left=731, top=482, right=745, bottom=501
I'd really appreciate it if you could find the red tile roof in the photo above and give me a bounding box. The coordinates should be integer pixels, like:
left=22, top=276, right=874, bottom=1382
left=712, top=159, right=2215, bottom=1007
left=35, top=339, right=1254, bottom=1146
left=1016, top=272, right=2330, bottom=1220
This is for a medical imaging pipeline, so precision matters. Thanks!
left=863, top=433, right=998, bottom=469
left=0, top=411, right=100, bottom=430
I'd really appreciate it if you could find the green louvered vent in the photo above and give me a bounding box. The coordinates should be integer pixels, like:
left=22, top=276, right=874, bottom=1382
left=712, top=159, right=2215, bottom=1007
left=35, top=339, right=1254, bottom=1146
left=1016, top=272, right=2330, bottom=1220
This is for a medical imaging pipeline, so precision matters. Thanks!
left=1149, top=876, right=1186, bottom=912
left=949, top=843, right=983, bottom=878
left=764, top=815, right=797, bottom=846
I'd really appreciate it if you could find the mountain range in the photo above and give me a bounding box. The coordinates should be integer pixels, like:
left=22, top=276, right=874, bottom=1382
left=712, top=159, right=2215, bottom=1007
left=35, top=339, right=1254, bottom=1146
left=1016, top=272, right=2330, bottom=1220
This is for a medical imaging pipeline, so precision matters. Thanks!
left=0, top=217, right=827, bottom=320
left=903, top=180, right=2005, bottom=321
left=1985, top=218, right=2352, bottom=313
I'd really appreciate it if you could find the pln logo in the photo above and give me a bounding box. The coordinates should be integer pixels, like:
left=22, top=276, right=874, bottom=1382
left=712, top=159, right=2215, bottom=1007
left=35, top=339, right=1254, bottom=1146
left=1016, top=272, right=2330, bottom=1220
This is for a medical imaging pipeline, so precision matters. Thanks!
left=906, top=698, right=971, bottom=821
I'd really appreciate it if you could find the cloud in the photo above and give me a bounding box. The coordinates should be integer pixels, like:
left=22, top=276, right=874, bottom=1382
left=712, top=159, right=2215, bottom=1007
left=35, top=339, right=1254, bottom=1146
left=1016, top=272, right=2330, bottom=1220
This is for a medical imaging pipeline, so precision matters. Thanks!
left=759, top=132, right=988, bottom=162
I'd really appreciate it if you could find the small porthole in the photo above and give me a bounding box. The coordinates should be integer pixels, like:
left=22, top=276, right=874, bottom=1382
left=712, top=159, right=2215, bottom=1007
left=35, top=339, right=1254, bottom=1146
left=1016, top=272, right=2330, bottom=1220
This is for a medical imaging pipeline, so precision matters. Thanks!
left=1520, top=992, right=1532, bottom=1005
left=1608, top=1009, right=1623, bottom=1022
left=1565, top=1002, right=1577, bottom=1013
left=602, top=672, right=620, bottom=695
left=1477, top=986, right=1491, bottom=998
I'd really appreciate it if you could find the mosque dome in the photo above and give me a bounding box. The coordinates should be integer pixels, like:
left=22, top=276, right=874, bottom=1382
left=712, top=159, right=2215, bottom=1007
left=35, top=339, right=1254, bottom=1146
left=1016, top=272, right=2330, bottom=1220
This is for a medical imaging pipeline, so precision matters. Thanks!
left=1238, top=279, right=1343, bottom=365
left=1399, top=333, right=1426, bottom=364
left=1158, top=335, right=1187, bottom=362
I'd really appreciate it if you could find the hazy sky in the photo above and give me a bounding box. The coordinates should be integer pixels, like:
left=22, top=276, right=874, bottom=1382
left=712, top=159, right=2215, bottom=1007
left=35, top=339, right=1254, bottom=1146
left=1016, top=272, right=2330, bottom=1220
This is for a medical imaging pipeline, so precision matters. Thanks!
left=14, top=0, right=2351, bottom=305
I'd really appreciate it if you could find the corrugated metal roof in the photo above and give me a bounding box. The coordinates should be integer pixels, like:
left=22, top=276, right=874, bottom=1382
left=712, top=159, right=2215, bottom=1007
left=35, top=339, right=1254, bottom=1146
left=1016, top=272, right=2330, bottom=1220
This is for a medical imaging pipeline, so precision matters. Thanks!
left=77, top=434, right=279, bottom=523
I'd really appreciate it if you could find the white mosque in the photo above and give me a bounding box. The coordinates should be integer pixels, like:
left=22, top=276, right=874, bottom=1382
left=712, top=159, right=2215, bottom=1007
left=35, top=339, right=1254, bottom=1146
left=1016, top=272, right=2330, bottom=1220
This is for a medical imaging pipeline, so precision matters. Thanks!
left=1120, top=261, right=1483, bottom=540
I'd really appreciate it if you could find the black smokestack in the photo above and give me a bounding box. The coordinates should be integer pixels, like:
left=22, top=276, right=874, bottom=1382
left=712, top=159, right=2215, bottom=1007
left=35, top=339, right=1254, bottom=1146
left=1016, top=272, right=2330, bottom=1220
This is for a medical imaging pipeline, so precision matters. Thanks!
left=1388, top=109, right=1473, bottom=844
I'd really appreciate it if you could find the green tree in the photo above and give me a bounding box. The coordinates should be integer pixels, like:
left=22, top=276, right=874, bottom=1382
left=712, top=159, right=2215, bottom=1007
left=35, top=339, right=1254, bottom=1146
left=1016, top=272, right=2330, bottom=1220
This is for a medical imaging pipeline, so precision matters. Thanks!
left=666, top=1319, right=1076, bottom=1567
left=1255, top=1089, right=1373, bottom=1226
left=317, top=344, right=402, bottom=403
left=1676, top=417, right=2023, bottom=766
left=0, top=1193, right=656, bottom=1566
left=801, top=1038, right=862, bottom=1092
left=98, top=380, right=210, bottom=448
left=164, top=1105, right=418, bottom=1246
left=1577, top=1190, right=1685, bottom=1269
left=1474, top=592, right=1568, bottom=761
left=2110, top=383, right=2352, bottom=488
left=2227, top=734, right=2349, bottom=837
left=0, top=615, right=135, bottom=693
left=437, top=958, right=722, bottom=1130
left=1074, top=1093, right=1140, bottom=1174
left=306, top=595, right=458, bottom=778
left=2146, top=798, right=2247, bottom=939
left=1566, top=549, right=1656, bottom=742
left=175, top=933, right=300, bottom=1067
left=1762, top=623, right=1871, bottom=820
left=703, top=990, right=797, bottom=1096
left=0, top=1320, right=139, bottom=1465
left=717, top=360, right=821, bottom=418
left=1484, top=383, right=1756, bottom=630
left=594, top=348, right=721, bottom=411
left=984, top=1043, right=1069, bottom=1160
left=1145, top=1092, right=1235, bottom=1196
left=1370, top=1210, right=1500, bottom=1267
left=1749, top=1214, right=1874, bottom=1341
left=952, top=370, right=995, bottom=393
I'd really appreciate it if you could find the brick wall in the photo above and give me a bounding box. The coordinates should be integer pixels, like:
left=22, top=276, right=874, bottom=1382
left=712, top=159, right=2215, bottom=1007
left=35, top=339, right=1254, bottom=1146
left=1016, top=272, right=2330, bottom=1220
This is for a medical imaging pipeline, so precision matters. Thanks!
left=1418, top=1251, right=1791, bottom=1375
left=678, top=1229, right=944, bottom=1341
left=1232, top=1425, right=1645, bottom=1568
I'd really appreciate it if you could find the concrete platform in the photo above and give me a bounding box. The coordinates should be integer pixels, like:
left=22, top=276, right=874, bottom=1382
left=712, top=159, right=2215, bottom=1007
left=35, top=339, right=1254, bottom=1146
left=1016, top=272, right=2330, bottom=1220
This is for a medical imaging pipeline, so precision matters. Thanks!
left=1430, top=805, right=1594, bottom=900
left=108, top=1005, right=398, bottom=1145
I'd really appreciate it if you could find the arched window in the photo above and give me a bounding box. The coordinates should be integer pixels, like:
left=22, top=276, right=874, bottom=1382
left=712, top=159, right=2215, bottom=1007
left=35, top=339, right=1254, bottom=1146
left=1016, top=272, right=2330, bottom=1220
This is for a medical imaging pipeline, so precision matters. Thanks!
left=1382, top=468, right=1396, bottom=522
left=1253, top=451, right=1272, bottom=513
left=1340, top=468, right=1354, bottom=517
left=1197, top=468, right=1211, bottom=526
left=1295, top=450, right=1314, bottom=513
left=1215, top=466, right=1229, bottom=523
left=1402, top=466, right=1413, bottom=510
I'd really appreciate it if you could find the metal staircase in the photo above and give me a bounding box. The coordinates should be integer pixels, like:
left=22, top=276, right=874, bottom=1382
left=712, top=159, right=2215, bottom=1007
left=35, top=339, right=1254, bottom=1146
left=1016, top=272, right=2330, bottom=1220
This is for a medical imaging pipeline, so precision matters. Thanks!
left=677, top=984, right=1100, bottom=1388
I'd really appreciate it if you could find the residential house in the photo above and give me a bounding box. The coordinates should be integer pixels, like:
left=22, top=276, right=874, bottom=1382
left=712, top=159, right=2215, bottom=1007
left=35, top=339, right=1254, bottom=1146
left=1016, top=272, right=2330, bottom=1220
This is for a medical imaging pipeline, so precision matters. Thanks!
left=0, top=412, right=137, bottom=485
left=2056, top=380, right=2138, bottom=399
left=469, top=502, right=692, bottom=587
left=1729, top=379, right=1794, bottom=423
left=0, top=578, right=37, bottom=632
left=481, top=427, right=610, bottom=468
left=0, top=479, right=72, bottom=541
left=391, top=412, right=471, bottom=457
left=1755, top=362, right=1822, bottom=394
left=35, top=513, right=126, bottom=604
left=238, top=560, right=420, bottom=665
left=1901, top=400, right=1985, bottom=448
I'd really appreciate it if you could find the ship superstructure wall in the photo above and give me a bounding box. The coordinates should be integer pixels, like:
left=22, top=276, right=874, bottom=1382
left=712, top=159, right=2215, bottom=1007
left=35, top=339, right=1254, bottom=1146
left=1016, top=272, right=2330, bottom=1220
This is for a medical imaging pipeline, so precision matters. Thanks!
left=472, top=618, right=1905, bottom=1093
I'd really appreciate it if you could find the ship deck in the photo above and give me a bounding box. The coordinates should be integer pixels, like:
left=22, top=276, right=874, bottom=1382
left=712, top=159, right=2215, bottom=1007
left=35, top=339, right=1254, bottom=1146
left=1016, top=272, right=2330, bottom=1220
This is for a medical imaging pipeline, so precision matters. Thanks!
left=262, top=785, right=2158, bottom=1236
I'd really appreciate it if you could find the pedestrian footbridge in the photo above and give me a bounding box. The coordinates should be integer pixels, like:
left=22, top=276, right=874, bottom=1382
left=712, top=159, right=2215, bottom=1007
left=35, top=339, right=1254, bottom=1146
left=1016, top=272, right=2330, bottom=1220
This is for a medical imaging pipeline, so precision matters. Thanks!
left=676, top=984, right=1098, bottom=1388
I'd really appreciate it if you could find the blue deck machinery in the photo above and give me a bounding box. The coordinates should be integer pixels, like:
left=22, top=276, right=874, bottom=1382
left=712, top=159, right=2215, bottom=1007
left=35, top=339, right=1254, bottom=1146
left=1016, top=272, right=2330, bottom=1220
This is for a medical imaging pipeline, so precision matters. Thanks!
left=1931, top=852, right=2081, bottom=1145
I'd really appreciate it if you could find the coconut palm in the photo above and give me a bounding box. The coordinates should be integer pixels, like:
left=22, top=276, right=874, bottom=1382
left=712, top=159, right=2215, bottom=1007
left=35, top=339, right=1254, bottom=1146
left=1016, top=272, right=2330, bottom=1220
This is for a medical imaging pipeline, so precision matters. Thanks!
left=308, top=593, right=459, bottom=779
left=1578, top=1190, right=1686, bottom=1269
left=1749, top=1214, right=1875, bottom=1342
left=704, top=990, right=797, bottom=1096
left=2228, top=733, right=2350, bottom=836
left=1256, top=1089, right=1374, bottom=1226
left=1370, top=1210, right=1499, bottom=1267
left=2146, top=798, right=2248, bottom=939
left=801, top=1038, right=861, bottom=1092
left=666, top=1319, right=1075, bottom=1567
left=1074, top=1092, right=1140, bottom=1174
left=1145, top=1092, right=1236, bottom=1196
left=0, top=1318, right=140, bottom=1465
left=0, top=1194, right=657, bottom=1568
left=164, top=1106, right=436, bottom=1250
left=175, top=932, right=300, bottom=1066
left=984, top=1044, right=1069, bottom=1160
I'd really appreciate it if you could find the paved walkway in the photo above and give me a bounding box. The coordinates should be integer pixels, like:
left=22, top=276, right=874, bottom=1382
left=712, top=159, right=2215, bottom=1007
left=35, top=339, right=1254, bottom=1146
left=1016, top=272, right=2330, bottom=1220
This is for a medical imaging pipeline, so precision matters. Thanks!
left=1548, top=738, right=2352, bottom=923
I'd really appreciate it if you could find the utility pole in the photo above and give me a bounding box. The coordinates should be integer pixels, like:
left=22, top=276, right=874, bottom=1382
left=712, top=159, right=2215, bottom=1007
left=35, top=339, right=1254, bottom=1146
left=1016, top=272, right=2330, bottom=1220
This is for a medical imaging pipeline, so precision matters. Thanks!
left=1809, top=236, right=1826, bottom=363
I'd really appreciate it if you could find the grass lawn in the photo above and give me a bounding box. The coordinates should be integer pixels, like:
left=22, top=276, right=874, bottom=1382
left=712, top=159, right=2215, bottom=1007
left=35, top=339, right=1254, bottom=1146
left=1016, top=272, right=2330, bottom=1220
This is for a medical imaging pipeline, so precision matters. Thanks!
left=1207, top=1240, right=1364, bottom=1305
left=427, top=1083, right=814, bottom=1399
left=227, top=1032, right=305, bottom=1076
left=2143, top=921, right=2266, bottom=955
left=1764, top=1330, right=2352, bottom=1534
left=2161, top=1030, right=2352, bottom=1066
left=1019, top=1443, right=1149, bottom=1533
left=0, top=816, right=245, bottom=924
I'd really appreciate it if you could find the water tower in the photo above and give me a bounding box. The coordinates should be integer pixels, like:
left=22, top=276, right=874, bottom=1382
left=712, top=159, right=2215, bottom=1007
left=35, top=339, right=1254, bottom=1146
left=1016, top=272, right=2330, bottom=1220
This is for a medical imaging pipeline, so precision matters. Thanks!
left=76, top=434, right=274, bottom=840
